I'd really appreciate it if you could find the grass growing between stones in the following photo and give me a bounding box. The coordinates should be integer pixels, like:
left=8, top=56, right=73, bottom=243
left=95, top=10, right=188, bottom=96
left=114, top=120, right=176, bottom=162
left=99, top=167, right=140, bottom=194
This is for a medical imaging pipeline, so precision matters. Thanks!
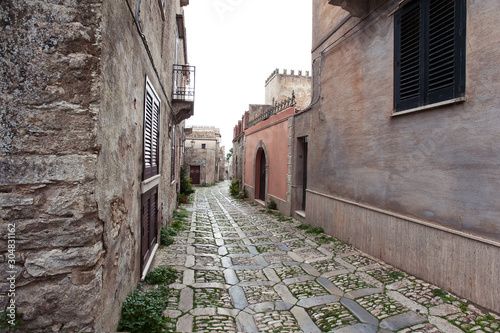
left=117, top=285, right=174, bottom=333
left=297, top=223, right=324, bottom=235
left=448, top=306, right=500, bottom=333
left=260, top=208, right=294, bottom=222
left=193, top=315, right=237, bottom=332
left=0, top=310, right=24, bottom=331
left=366, top=268, right=405, bottom=285
left=145, top=266, right=178, bottom=285
left=307, top=303, right=359, bottom=332
left=117, top=208, right=185, bottom=332
left=194, top=288, right=232, bottom=308
left=275, top=212, right=293, bottom=222
left=118, top=267, right=180, bottom=332
left=160, top=208, right=191, bottom=246
left=432, top=288, right=458, bottom=304
left=267, top=199, right=277, bottom=210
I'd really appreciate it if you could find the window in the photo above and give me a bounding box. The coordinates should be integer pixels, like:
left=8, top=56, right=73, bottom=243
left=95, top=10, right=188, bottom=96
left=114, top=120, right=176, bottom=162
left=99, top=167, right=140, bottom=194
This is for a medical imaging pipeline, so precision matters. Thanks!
left=394, top=0, right=466, bottom=112
left=171, top=125, right=176, bottom=182
left=143, top=78, right=161, bottom=180
left=201, top=144, right=206, bottom=149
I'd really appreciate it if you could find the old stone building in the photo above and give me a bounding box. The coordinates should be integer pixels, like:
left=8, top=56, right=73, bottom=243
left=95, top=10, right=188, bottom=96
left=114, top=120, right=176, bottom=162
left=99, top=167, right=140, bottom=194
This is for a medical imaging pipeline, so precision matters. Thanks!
left=218, top=145, right=226, bottom=181
left=184, top=126, right=224, bottom=186
left=265, top=69, right=312, bottom=110
left=232, top=69, right=311, bottom=212
left=231, top=114, right=247, bottom=182
left=0, top=0, right=195, bottom=331
left=231, top=0, right=500, bottom=315
left=292, top=0, right=499, bottom=313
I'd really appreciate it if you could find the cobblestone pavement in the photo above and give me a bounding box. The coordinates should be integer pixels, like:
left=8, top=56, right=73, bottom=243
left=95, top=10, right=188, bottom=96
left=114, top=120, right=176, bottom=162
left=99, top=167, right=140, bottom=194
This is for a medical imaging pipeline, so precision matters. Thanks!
left=151, top=181, right=500, bottom=332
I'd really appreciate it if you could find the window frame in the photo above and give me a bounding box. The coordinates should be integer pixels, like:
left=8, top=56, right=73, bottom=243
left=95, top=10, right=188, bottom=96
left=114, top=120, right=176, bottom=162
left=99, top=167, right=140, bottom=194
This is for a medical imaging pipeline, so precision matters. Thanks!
left=143, top=77, right=161, bottom=180
left=171, top=124, right=176, bottom=182
left=394, top=0, right=466, bottom=113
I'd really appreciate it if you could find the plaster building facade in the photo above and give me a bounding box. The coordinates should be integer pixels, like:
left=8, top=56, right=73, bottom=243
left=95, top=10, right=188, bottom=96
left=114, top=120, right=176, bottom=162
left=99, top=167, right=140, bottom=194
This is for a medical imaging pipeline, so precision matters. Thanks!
left=292, top=0, right=500, bottom=314
left=184, top=126, right=223, bottom=186
left=232, top=69, right=311, bottom=213
left=0, top=0, right=195, bottom=330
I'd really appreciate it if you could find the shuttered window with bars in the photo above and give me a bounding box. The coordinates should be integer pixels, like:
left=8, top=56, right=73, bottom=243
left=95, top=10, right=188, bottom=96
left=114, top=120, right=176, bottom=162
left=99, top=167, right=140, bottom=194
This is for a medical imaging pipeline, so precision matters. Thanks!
left=394, top=0, right=466, bottom=112
left=143, top=78, right=161, bottom=179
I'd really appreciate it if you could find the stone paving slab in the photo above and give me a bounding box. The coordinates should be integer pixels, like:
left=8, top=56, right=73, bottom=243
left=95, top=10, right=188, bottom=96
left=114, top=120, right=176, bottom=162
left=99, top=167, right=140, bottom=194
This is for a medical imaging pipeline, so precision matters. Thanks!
left=149, top=181, right=500, bottom=332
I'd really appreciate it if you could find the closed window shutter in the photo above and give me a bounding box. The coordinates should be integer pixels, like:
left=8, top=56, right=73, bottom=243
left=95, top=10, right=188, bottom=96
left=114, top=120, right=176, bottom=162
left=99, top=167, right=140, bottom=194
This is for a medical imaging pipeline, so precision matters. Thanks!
left=395, top=0, right=465, bottom=112
left=149, top=189, right=158, bottom=248
left=141, top=190, right=151, bottom=269
left=395, top=1, right=424, bottom=111
left=143, top=79, right=161, bottom=179
left=427, top=0, right=464, bottom=104
left=171, top=125, right=176, bottom=182
left=141, top=186, right=158, bottom=271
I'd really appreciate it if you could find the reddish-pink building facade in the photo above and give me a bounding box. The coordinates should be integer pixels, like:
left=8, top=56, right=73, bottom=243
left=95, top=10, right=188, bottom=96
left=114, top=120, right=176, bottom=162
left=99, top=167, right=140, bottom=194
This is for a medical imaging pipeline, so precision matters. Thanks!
left=244, top=107, right=294, bottom=206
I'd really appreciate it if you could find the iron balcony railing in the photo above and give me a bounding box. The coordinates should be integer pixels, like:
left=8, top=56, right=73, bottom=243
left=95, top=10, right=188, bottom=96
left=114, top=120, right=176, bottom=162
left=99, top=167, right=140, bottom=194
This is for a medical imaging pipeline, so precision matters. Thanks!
left=173, top=65, right=195, bottom=102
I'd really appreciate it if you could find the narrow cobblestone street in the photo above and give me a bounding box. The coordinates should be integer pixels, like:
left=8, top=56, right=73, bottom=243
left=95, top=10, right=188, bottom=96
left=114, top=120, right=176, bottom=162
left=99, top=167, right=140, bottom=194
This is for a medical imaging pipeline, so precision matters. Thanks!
left=150, top=181, right=500, bottom=333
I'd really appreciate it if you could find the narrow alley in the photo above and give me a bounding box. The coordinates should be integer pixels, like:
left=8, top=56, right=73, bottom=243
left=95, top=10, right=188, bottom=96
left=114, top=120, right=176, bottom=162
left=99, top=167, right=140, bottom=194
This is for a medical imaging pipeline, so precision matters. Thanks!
left=149, top=181, right=499, bottom=333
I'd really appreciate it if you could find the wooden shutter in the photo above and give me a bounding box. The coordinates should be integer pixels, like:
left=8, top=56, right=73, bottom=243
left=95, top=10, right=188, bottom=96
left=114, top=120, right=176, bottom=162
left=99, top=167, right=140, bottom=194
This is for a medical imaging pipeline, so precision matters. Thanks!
left=171, top=125, right=176, bottom=182
left=395, top=0, right=465, bottom=112
left=395, top=0, right=424, bottom=111
left=143, top=79, right=161, bottom=179
left=141, top=186, right=158, bottom=271
left=427, top=0, right=466, bottom=104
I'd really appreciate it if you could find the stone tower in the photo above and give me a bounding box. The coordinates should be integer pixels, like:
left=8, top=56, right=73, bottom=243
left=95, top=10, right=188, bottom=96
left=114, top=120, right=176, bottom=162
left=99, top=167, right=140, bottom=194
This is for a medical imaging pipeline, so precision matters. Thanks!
left=265, top=69, right=312, bottom=111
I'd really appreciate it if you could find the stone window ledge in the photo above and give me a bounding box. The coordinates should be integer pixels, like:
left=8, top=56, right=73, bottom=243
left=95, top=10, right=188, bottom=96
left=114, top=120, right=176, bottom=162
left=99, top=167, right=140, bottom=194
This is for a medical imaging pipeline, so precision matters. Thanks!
left=391, top=97, right=467, bottom=117
left=142, top=174, right=161, bottom=194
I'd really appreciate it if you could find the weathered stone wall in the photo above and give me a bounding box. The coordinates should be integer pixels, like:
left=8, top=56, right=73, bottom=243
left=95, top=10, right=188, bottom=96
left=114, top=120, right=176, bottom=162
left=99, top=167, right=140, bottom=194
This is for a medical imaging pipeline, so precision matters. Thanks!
left=98, top=0, right=188, bottom=330
left=232, top=135, right=245, bottom=182
left=219, top=146, right=225, bottom=181
left=248, top=104, right=272, bottom=123
left=265, top=69, right=312, bottom=110
left=0, top=0, right=189, bottom=330
left=184, top=148, right=217, bottom=186
left=0, top=0, right=104, bottom=330
left=184, top=127, right=221, bottom=185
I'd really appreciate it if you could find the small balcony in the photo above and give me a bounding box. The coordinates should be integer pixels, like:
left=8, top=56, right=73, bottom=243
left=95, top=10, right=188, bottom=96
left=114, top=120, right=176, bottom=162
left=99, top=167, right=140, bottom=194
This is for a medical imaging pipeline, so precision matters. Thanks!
left=172, top=64, right=195, bottom=123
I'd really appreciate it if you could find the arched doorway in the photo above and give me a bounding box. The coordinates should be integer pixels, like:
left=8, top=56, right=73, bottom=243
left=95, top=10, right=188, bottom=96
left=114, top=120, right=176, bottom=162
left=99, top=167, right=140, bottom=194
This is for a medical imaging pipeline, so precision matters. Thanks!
left=254, top=143, right=268, bottom=202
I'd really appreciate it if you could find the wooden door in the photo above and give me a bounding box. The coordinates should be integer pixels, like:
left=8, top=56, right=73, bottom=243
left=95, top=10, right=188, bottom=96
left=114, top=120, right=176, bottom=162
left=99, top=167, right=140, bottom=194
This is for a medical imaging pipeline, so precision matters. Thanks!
left=141, top=186, right=158, bottom=271
left=259, top=152, right=266, bottom=201
left=190, top=166, right=200, bottom=185
left=302, top=138, right=308, bottom=210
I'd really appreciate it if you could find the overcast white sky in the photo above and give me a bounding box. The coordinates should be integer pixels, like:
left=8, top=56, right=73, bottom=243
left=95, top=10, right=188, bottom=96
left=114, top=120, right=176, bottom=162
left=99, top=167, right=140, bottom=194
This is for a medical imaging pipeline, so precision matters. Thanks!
left=184, top=0, right=312, bottom=151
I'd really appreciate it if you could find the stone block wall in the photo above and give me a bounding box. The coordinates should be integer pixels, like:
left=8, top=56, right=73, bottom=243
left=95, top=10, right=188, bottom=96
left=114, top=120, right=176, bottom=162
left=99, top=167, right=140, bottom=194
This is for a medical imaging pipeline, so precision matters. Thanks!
left=0, top=0, right=104, bottom=330
left=265, top=69, right=312, bottom=110
left=0, top=0, right=190, bottom=330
